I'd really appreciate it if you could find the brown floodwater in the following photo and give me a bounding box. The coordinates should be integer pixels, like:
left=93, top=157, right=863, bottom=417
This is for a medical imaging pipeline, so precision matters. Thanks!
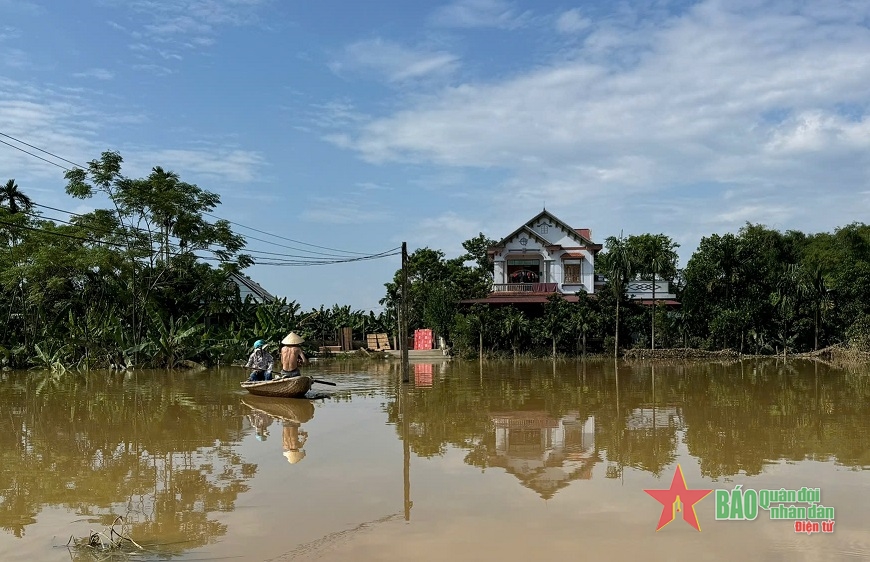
left=1, top=358, right=869, bottom=562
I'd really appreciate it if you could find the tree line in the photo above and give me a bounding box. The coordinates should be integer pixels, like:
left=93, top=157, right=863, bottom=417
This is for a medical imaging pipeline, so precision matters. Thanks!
left=4, top=151, right=870, bottom=368
left=387, top=224, right=870, bottom=358
left=0, top=153, right=395, bottom=370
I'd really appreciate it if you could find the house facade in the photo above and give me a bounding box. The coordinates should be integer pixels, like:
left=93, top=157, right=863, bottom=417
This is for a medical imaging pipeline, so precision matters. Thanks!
left=485, top=209, right=602, bottom=304
left=462, top=209, right=678, bottom=306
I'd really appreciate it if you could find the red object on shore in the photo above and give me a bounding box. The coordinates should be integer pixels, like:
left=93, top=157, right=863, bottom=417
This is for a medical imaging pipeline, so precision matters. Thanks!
left=414, top=329, right=433, bottom=350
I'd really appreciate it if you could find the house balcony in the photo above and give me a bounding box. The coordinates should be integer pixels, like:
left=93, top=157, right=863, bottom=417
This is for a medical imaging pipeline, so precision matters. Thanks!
left=491, top=283, right=559, bottom=293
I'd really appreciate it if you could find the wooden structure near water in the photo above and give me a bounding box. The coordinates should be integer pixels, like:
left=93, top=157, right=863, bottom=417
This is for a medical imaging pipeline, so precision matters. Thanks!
left=366, top=333, right=392, bottom=351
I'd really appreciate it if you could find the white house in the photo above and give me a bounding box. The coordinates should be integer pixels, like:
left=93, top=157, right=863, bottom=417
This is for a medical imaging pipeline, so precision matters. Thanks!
left=461, top=208, right=679, bottom=307
left=478, top=209, right=603, bottom=304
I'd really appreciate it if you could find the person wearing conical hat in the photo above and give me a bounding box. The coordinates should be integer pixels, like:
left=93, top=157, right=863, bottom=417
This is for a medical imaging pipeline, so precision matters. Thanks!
left=279, top=332, right=307, bottom=378
left=282, top=421, right=307, bottom=464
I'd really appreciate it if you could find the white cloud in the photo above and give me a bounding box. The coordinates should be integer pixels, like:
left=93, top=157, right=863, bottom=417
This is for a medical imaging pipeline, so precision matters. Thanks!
left=555, top=8, right=590, bottom=34
left=357, top=182, right=392, bottom=192
left=331, top=38, right=460, bottom=83
left=301, top=196, right=394, bottom=225
left=134, top=148, right=266, bottom=183
left=0, top=25, right=21, bottom=42
left=2, top=49, right=30, bottom=68
left=406, top=211, right=481, bottom=256
left=73, top=68, right=115, bottom=80
left=313, top=0, right=870, bottom=266
left=333, top=0, right=870, bottom=211
left=430, top=0, right=531, bottom=29
left=0, top=0, right=42, bottom=16
left=105, top=0, right=269, bottom=64
left=0, top=90, right=101, bottom=181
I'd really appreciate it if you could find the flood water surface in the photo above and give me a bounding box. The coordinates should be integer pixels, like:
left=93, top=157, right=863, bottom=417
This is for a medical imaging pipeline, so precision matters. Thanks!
left=1, top=359, right=869, bottom=561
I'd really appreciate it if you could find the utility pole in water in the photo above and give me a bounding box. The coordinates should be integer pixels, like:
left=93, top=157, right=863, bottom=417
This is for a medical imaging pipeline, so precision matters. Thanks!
left=400, top=242, right=409, bottom=384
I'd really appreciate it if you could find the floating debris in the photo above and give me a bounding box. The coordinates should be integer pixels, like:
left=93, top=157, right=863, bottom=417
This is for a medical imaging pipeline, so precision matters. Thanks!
left=67, top=515, right=146, bottom=558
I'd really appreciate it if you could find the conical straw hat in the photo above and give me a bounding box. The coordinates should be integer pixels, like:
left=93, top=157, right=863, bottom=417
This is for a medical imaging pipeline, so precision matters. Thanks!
left=284, top=450, right=306, bottom=464
left=281, top=332, right=304, bottom=345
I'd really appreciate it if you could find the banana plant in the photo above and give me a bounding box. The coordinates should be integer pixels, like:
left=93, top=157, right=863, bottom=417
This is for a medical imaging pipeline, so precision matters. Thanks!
left=31, top=342, right=69, bottom=373
left=142, top=311, right=205, bottom=369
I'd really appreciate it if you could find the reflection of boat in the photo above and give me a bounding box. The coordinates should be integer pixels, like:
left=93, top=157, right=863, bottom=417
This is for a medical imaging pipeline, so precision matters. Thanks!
left=241, top=395, right=315, bottom=424
left=242, top=396, right=313, bottom=465
left=240, top=376, right=312, bottom=398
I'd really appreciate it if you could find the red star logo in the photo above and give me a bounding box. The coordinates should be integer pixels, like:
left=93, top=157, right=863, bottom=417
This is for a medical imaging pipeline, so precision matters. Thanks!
left=644, top=464, right=712, bottom=531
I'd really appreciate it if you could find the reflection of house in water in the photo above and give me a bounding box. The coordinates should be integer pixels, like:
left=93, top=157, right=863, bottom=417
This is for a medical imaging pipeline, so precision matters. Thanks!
left=488, top=411, right=598, bottom=499
left=626, top=406, right=683, bottom=430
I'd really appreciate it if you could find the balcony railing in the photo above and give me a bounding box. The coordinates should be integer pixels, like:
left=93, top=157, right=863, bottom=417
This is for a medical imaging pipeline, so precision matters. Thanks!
left=492, top=283, right=558, bottom=293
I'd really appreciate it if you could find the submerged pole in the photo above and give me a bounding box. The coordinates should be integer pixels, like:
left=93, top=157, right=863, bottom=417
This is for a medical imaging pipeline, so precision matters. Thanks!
left=401, top=242, right=409, bottom=383
left=403, top=382, right=411, bottom=521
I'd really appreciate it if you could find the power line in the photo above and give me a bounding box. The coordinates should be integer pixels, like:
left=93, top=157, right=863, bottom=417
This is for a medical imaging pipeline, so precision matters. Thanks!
left=201, top=211, right=371, bottom=256
left=24, top=205, right=363, bottom=261
left=0, top=138, right=72, bottom=171
left=0, top=132, right=81, bottom=168
left=0, top=131, right=391, bottom=258
left=0, top=217, right=224, bottom=262
left=3, top=213, right=401, bottom=267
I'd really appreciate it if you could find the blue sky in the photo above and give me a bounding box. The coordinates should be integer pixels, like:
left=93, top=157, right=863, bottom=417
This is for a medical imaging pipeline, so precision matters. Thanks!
left=2, top=0, right=869, bottom=312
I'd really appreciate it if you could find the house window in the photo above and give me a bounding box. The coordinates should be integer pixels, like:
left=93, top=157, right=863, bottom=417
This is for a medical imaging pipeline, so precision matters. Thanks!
left=563, top=261, right=582, bottom=284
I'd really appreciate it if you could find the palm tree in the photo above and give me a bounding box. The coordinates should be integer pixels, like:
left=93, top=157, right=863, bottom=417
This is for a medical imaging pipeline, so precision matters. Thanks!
left=501, top=306, right=529, bottom=361
left=0, top=179, right=33, bottom=214
left=646, top=235, right=679, bottom=350
left=603, top=234, right=633, bottom=358
left=798, top=264, right=832, bottom=351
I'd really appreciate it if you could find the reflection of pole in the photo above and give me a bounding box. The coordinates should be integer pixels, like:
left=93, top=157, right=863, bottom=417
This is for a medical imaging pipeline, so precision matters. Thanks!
left=401, top=242, right=410, bottom=384
left=651, top=364, right=658, bottom=466
left=614, top=358, right=620, bottom=412
left=402, top=382, right=412, bottom=521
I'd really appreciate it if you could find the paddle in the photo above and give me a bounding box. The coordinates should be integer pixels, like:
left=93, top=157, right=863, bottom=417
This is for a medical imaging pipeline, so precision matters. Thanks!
left=312, top=379, right=337, bottom=386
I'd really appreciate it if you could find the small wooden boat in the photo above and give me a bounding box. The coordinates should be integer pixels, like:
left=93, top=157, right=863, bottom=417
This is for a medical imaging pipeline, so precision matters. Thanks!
left=240, top=375, right=313, bottom=398
left=241, top=395, right=315, bottom=424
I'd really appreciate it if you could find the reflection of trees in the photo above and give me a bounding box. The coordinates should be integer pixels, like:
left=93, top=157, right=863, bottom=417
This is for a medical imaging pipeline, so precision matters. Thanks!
left=385, top=359, right=870, bottom=494
left=385, top=361, right=608, bottom=498
left=680, top=361, right=870, bottom=478
left=0, top=369, right=254, bottom=548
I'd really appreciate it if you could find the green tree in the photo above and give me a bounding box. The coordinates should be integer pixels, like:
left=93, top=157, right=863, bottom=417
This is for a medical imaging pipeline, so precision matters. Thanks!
left=0, top=179, right=33, bottom=214
left=628, top=233, right=679, bottom=349
left=601, top=234, right=633, bottom=357
left=500, top=306, right=529, bottom=360
left=541, top=293, right=570, bottom=358
left=570, top=291, right=598, bottom=356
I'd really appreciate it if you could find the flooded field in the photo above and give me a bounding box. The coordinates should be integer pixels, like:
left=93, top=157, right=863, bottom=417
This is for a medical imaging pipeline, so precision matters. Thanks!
left=1, top=358, right=869, bottom=561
